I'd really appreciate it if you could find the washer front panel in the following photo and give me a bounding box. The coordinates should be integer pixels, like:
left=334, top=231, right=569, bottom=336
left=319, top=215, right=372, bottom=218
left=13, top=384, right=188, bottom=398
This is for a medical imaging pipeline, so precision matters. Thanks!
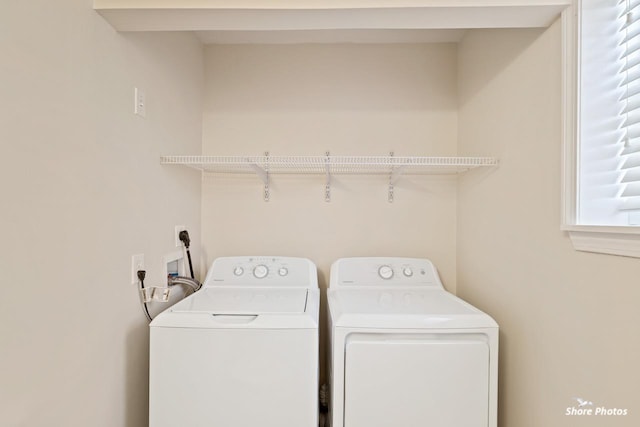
left=150, top=327, right=318, bottom=427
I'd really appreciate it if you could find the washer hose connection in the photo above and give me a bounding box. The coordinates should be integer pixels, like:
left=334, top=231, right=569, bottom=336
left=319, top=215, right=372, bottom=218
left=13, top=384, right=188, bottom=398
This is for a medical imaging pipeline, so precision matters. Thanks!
left=168, top=275, right=201, bottom=294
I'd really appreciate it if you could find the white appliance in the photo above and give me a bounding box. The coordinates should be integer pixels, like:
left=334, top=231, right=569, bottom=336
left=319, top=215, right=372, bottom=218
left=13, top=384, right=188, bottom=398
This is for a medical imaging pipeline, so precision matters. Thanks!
left=327, top=257, right=498, bottom=427
left=149, top=256, right=319, bottom=427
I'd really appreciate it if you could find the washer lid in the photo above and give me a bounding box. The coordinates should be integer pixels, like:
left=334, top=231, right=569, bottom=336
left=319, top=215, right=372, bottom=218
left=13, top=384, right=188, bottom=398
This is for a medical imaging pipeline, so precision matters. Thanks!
left=172, top=288, right=309, bottom=314
left=328, top=288, right=498, bottom=329
left=150, top=288, right=319, bottom=329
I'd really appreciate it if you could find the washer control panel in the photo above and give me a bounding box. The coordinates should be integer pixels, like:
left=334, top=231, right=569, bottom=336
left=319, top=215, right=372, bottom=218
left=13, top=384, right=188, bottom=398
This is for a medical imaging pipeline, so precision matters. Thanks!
left=330, top=257, right=443, bottom=289
left=204, top=256, right=318, bottom=288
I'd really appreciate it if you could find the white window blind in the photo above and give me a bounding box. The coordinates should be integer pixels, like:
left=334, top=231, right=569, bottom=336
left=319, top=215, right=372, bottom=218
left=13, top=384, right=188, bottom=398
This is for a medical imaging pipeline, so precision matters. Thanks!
left=562, top=0, right=640, bottom=258
left=620, top=0, right=640, bottom=213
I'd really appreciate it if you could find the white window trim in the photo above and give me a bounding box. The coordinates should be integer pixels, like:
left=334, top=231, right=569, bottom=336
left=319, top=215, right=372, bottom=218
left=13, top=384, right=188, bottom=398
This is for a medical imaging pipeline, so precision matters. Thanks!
left=562, top=1, right=640, bottom=258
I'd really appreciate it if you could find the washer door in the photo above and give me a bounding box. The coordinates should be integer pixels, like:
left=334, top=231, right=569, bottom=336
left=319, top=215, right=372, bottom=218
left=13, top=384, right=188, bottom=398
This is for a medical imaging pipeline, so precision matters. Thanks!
left=344, top=333, right=490, bottom=427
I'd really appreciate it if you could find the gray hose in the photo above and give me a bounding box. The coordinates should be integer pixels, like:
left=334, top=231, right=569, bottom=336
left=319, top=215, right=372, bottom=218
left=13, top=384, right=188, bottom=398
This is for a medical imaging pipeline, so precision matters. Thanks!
left=167, top=275, right=201, bottom=295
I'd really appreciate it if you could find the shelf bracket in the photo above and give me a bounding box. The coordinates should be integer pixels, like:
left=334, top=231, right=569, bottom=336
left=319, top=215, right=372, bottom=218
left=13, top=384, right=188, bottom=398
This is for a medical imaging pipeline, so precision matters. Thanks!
left=325, top=151, right=331, bottom=202
left=390, top=166, right=406, bottom=185
left=248, top=152, right=270, bottom=201
left=388, top=152, right=395, bottom=203
left=388, top=152, right=407, bottom=203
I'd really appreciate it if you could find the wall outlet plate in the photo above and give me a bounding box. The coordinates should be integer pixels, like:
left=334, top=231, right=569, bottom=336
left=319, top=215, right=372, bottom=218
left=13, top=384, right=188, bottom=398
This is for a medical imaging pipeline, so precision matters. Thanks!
left=175, top=225, right=186, bottom=247
left=131, top=253, right=145, bottom=285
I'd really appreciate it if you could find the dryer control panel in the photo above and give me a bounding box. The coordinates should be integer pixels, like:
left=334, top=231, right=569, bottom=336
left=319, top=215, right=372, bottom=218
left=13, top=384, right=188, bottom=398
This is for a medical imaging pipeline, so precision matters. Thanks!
left=329, top=257, right=443, bottom=289
left=204, top=256, right=318, bottom=288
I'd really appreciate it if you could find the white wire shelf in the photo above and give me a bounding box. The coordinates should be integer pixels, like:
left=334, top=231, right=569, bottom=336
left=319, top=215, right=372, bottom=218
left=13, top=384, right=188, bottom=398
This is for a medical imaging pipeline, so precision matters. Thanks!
left=160, top=154, right=499, bottom=202
left=160, top=155, right=499, bottom=175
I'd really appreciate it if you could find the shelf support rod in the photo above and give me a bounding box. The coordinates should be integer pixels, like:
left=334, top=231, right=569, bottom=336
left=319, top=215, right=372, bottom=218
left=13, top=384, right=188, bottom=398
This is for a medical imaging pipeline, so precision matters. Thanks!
left=325, top=151, right=331, bottom=202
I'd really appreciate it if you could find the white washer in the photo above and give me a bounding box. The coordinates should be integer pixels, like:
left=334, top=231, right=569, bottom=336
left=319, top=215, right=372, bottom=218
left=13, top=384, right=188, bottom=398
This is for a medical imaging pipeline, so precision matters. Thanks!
left=328, top=257, right=498, bottom=427
left=149, top=256, right=319, bottom=427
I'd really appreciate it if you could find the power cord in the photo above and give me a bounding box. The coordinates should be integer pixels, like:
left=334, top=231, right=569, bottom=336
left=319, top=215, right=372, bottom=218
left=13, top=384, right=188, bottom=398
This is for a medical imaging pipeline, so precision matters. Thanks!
left=137, top=270, right=153, bottom=322
left=178, top=230, right=195, bottom=279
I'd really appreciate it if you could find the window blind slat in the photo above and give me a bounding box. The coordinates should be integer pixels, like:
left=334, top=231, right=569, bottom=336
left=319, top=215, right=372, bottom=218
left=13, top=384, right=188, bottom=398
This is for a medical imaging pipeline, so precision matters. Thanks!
left=620, top=53, right=640, bottom=72
left=619, top=83, right=640, bottom=100
left=622, top=95, right=640, bottom=113
left=621, top=167, right=640, bottom=182
left=621, top=14, right=640, bottom=31
left=621, top=152, right=640, bottom=169
left=620, top=109, right=640, bottom=127
left=624, top=136, right=640, bottom=147
left=621, top=143, right=640, bottom=154
left=622, top=182, right=640, bottom=197
left=621, top=196, right=640, bottom=210
left=621, top=24, right=640, bottom=44
left=620, top=24, right=640, bottom=57
left=620, top=0, right=640, bottom=15
left=620, top=65, right=640, bottom=85
left=623, top=121, right=640, bottom=138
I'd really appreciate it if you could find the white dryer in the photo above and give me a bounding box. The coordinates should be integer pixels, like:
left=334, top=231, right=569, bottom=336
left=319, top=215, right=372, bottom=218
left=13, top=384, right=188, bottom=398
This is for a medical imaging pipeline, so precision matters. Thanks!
left=149, top=256, right=319, bottom=427
left=328, top=257, right=498, bottom=427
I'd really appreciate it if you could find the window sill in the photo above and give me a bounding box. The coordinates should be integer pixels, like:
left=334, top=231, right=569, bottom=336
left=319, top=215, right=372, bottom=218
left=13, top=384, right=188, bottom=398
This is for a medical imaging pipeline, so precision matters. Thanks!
left=563, top=225, right=640, bottom=258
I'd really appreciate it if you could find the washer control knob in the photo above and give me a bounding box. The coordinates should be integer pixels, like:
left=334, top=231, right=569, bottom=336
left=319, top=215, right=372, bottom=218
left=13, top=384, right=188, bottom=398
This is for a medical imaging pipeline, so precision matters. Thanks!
left=378, top=265, right=394, bottom=280
left=403, top=267, right=413, bottom=277
left=253, top=265, right=269, bottom=279
left=233, top=267, right=244, bottom=276
left=278, top=267, right=289, bottom=277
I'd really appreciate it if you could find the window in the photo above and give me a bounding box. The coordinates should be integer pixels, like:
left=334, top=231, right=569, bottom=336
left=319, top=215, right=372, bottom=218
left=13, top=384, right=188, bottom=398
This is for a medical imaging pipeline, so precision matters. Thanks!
left=563, top=0, right=640, bottom=257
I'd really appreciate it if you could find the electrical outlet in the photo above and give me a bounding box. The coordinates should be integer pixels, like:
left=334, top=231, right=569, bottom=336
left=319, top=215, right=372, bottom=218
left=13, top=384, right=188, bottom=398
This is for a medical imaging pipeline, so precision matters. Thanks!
left=134, top=87, right=146, bottom=117
left=131, top=253, right=145, bottom=285
left=175, top=225, right=186, bottom=247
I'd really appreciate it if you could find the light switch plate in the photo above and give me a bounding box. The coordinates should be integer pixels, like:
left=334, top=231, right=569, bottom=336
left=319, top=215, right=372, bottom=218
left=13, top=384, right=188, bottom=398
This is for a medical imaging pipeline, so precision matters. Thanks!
left=134, top=87, right=146, bottom=117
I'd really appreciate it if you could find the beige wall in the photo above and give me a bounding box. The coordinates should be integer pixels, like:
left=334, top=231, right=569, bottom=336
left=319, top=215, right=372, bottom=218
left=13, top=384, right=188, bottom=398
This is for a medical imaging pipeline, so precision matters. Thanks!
left=0, top=1, right=203, bottom=426
left=4, top=4, right=638, bottom=426
left=458, top=22, right=640, bottom=426
left=201, top=43, right=459, bottom=379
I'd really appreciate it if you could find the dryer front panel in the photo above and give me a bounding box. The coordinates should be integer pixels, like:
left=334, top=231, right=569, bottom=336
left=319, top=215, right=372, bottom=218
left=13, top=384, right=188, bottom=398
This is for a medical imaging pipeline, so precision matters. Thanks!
left=344, top=333, right=490, bottom=427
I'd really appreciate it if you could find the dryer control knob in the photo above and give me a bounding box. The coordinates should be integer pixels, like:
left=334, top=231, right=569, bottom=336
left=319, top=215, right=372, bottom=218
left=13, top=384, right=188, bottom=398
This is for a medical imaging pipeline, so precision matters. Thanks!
left=378, top=265, right=394, bottom=280
left=233, top=267, right=244, bottom=276
left=278, top=267, right=289, bottom=276
left=403, top=267, right=413, bottom=277
left=253, top=265, right=269, bottom=279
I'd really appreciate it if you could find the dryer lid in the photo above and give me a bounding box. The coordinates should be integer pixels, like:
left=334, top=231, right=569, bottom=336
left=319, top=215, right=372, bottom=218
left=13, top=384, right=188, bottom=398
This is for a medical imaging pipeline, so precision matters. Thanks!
left=328, top=288, right=498, bottom=329
left=171, top=287, right=309, bottom=315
